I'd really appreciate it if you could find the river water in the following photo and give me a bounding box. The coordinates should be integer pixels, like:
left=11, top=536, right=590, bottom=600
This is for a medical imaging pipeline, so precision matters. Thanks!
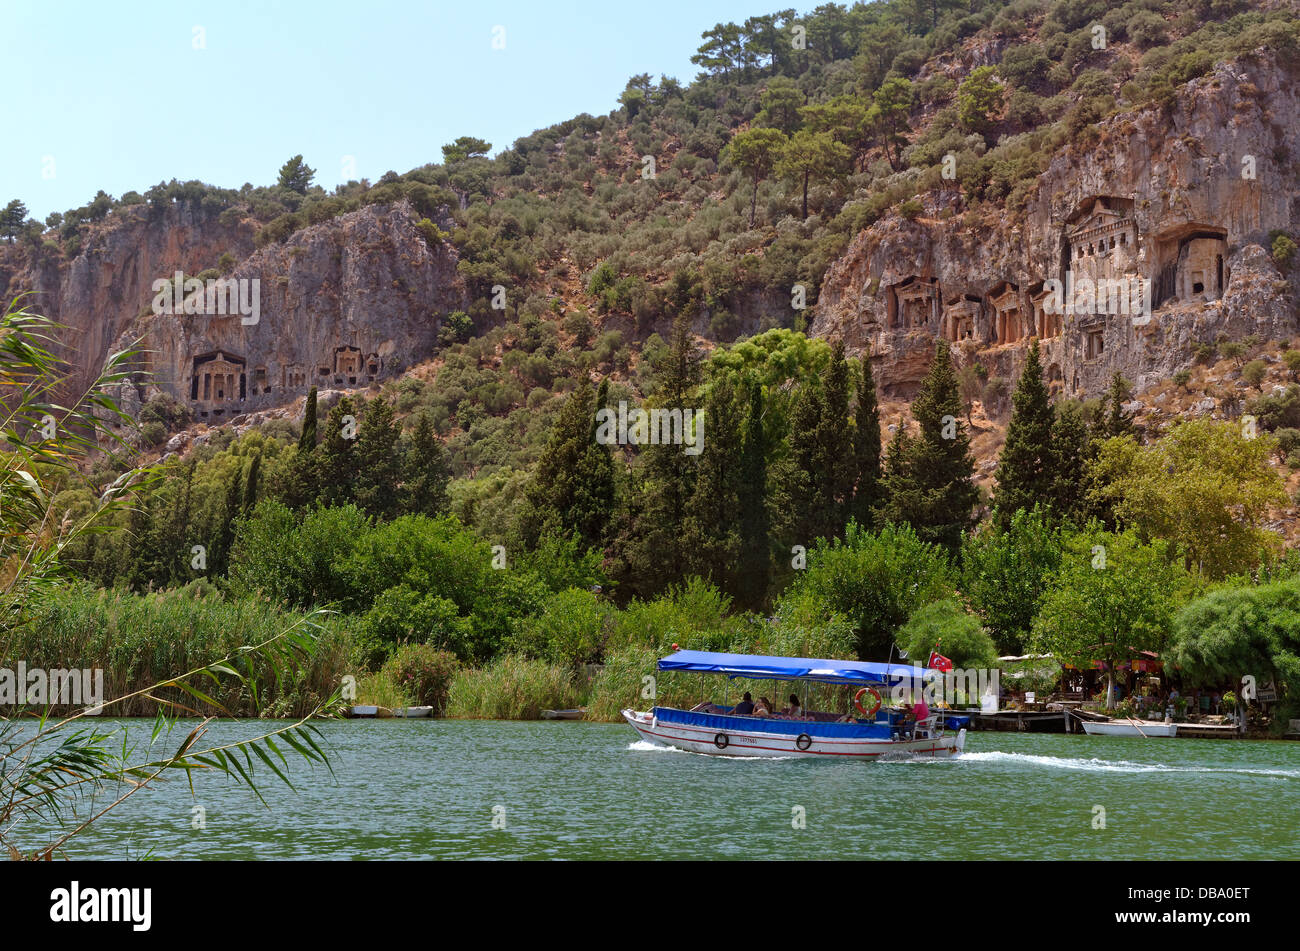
left=17, top=719, right=1300, bottom=860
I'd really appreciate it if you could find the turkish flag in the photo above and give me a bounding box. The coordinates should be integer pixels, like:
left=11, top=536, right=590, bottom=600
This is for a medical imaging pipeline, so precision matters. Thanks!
left=928, top=651, right=953, bottom=672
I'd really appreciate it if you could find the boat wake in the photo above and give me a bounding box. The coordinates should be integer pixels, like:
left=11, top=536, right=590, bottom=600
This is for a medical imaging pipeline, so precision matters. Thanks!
left=626, top=740, right=796, bottom=760
left=627, top=740, right=686, bottom=753
left=956, top=751, right=1300, bottom=778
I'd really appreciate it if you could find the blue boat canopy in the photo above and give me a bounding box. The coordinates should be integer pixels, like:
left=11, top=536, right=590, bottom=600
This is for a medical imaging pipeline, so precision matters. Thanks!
left=657, top=650, right=932, bottom=686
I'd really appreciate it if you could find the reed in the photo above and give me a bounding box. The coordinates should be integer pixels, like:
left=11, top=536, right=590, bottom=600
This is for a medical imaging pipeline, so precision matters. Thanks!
left=443, top=653, right=579, bottom=720
left=355, top=670, right=410, bottom=709
left=9, top=583, right=352, bottom=717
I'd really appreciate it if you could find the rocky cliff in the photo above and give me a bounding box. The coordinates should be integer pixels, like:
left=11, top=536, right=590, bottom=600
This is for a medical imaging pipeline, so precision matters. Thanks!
left=813, top=53, right=1300, bottom=401
left=1, top=199, right=466, bottom=427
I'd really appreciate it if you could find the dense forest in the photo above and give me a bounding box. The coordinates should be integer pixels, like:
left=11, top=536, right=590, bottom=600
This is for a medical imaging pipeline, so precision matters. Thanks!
left=5, top=0, right=1300, bottom=728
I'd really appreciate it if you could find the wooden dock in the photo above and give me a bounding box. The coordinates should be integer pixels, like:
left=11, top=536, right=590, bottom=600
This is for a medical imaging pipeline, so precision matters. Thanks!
left=1175, top=722, right=1243, bottom=739
left=970, top=710, right=1071, bottom=733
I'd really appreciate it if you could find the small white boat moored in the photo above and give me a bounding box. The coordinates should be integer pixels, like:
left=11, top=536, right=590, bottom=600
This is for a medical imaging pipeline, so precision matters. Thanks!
left=392, top=705, right=434, bottom=718
left=623, top=649, right=967, bottom=759
left=1080, top=719, right=1178, bottom=737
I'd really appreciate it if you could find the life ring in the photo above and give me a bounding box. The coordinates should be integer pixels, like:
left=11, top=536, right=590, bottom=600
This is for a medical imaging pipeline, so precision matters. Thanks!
left=854, top=687, right=882, bottom=718
left=714, top=733, right=729, bottom=749
left=795, top=733, right=812, bottom=751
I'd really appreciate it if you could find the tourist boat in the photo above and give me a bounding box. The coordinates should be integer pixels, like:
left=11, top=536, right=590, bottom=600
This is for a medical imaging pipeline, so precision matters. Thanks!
left=1080, top=719, right=1178, bottom=737
left=622, top=650, right=966, bottom=759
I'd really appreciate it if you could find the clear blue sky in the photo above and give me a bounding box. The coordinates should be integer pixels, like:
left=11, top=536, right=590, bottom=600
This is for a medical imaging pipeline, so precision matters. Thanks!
left=1, top=0, right=776, bottom=220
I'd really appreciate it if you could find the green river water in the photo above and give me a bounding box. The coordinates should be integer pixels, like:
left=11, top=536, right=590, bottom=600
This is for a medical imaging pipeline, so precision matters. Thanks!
left=21, top=719, right=1300, bottom=860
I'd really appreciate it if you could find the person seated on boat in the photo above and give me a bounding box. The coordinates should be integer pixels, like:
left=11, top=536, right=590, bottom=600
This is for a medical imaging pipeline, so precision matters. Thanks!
left=913, top=693, right=930, bottom=735
left=753, top=696, right=773, bottom=717
left=733, top=692, right=755, bottom=716
left=689, top=701, right=722, bottom=713
left=782, top=694, right=805, bottom=720
left=895, top=699, right=916, bottom=736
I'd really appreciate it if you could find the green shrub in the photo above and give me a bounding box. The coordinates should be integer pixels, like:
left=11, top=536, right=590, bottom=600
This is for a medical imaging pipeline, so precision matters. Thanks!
left=509, top=587, right=612, bottom=667
left=1271, top=232, right=1297, bottom=267
left=898, top=599, right=998, bottom=671
left=1247, top=383, right=1300, bottom=431
left=1241, top=359, right=1267, bottom=387
left=381, top=644, right=459, bottom=713
left=357, top=585, right=472, bottom=666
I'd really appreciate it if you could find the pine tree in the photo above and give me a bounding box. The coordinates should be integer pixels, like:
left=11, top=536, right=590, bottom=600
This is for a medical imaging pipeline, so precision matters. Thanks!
left=519, top=382, right=615, bottom=551
left=878, top=421, right=912, bottom=524
left=354, top=398, right=401, bottom=519
left=880, top=341, right=978, bottom=550
left=992, top=340, right=1055, bottom=526
left=736, top=377, right=771, bottom=611
left=851, top=350, right=883, bottom=528
left=277, top=155, right=316, bottom=193
left=401, top=414, right=451, bottom=518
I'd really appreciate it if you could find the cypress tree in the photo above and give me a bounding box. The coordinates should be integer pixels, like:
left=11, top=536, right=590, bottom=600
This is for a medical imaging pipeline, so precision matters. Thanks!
left=316, top=397, right=358, bottom=508
left=851, top=348, right=882, bottom=528
left=402, top=414, right=451, bottom=518
left=626, top=316, right=702, bottom=590
left=299, top=386, right=318, bottom=452
left=880, top=341, right=978, bottom=550
left=787, top=380, right=828, bottom=545
left=242, top=453, right=261, bottom=515
left=736, top=377, right=771, bottom=611
left=214, top=462, right=244, bottom=576
left=1102, top=371, right=1135, bottom=439
left=992, top=339, right=1054, bottom=526
left=822, top=341, right=856, bottom=533
left=354, top=397, right=401, bottom=519
left=572, top=378, right=617, bottom=549
left=285, top=388, right=321, bottom=509
left=684, top=375, right=744, bottom=594
left=1047, top=401, right=1093, bottom=525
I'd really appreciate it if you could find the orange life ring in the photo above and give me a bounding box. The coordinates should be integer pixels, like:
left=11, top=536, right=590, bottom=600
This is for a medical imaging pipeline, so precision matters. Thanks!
left=854, top=687, right=882, bottom=718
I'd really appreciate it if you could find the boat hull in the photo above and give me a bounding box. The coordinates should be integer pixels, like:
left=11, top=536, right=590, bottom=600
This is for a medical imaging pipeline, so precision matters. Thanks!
left=1081, top=720, right=1178, bottom=737
left=622, top=709, right=965, bottom=759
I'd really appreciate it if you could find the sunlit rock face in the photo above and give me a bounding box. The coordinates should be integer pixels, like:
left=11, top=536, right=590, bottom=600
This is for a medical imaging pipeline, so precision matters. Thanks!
left=813, top=54, right=1300, bottom=400
left=1, top=199, right=466, bottom=428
